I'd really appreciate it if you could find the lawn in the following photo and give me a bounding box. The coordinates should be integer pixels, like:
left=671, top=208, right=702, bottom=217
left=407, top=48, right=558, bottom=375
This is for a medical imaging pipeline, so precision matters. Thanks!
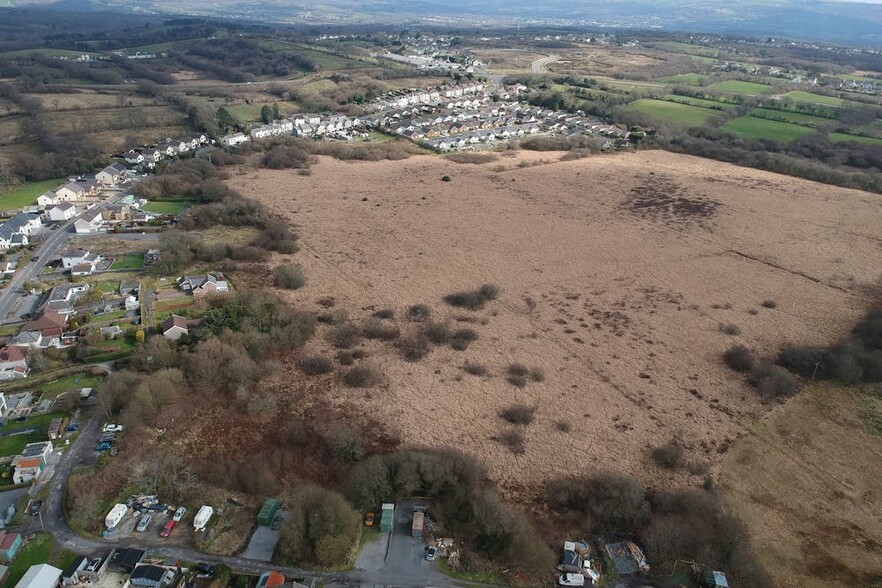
left=110, top=254, right=145, bottom=270
left=722, top=116, right=816, bottom=142
left=828, top=132, right=882, bottom=145
left=783, top=91, right=845, bottom=106
left=37, top=373, right=104, bottom=397
left=708, top=80, right=773, bottom=95
left=142, top=200, right=192, bottom=214
left=623, top=99, right=725, bottom=127
left=0, top=178, right=65, bottom=210
left=658, top=73, right=709, bottom=86
left=5, top=534, right=77, bottom=587
left=751, top=107, right=834, bottom=126
left=0, top=412, right=67, bottom=458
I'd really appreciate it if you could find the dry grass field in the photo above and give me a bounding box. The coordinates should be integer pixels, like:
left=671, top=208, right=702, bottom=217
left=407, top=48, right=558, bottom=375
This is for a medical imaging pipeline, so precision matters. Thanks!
left=721, top=383, right=882, bottom=587
left=231, top=150, right=882, bottom=499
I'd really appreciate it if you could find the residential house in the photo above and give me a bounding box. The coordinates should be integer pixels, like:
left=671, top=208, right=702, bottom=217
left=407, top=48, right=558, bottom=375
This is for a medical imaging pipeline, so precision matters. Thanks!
left=61, top=249, right=101, bottom=270
left=39, top=284, right=89, bottom=317
left=21, top=310, right=67, bottom=337
left=7, top=331, right=43, bottom=349
left=107, top=548, right=144, bottom=574
left=13, top=563, right=62, bottom=588
left=0, top=347, right=28, bottom=381
left=160, top=315, right=189, bottom=341
left=12, top=441, right=53, bottom=484
left=73, top=209, right=103, bottom=234
left=48, top=203, right=77, bottom=222
left=95, top=163, right=127, bottom=185
left=102, top=204, right=130, bottom=222
left=0, top=261, right=16, bottom=275
left=177, top=274, right=229, bottom=298
left=54, top=182, right=86, bottom=202
left=129, top=565, right=176, bottom=588
left=0, top=533, right=22, bottom=563
left=220, top=133, right=250, bottom=147
left=37, top=191, right=59, bottom=207
left=155, top=142, right=177, bottom=157
left=144, top=249, right=160, bottom=265
left=255, top=571, right=286, bottom=588
left=124, top=150, right=145, bottom=165
left=189, top=132, right=209, bottom=145
left=61, top=556, right=88, bottom=586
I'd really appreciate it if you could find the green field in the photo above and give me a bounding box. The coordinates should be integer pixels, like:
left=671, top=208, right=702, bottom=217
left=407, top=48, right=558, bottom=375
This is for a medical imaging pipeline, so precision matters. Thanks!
left=600, top=79, right=667, bottom=92
left=658, top=73, right=709, bottom=86
left=36, top=373, right=104, bottom=397
left=649, top=41, right=718, bottom=58
left=664, top=94, right=736, bottom=109
left=258, top=40, right=369, bottom=70
left=624, top=99, right=725, bottom=126
left=783, top=91, right=845, bottom=106
left=143, top=200, right=192, bottom=214
left=0, top=412, right=67, bottom=457
left=722, top=116, right=816, bottom=142
left=828, top=132, right=882, bottom=145
left=751, top=107, right=834, bottom=126
left=708, top=80, right=773, bottom=95
left=0, top=178, right=65, bottom=210
left=110, top=254, right=145, bottom=270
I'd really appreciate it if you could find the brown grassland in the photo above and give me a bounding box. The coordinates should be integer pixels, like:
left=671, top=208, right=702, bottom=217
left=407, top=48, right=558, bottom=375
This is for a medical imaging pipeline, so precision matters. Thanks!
left=231, top=150, right=882, bottom=583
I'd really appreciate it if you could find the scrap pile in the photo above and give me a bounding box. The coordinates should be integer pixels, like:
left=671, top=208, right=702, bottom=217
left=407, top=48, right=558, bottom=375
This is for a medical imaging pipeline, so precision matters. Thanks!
left=126, top=495, right=173, bottom=515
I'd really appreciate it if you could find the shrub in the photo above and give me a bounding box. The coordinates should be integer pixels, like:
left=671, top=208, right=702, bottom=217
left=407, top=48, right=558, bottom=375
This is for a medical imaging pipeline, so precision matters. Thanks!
left=719, top=322, right=741, bottom=336
left=343, top=364, right=383, bottom=387
left=507, top=373, right=527, bottom=388
left=328, top=323, right=362, bottom=349
left=273, top=264, right=306, bottom=289
left=529, top=367, right=545, bottom=382
left=547, top=471, right=650, bottom=533
left=555, top=421, right=572, bottom=433
left=443, top=284, right=500, bottom=310
left=463, top=361, right=488, bottom=376
left=723, top=345, right=754, bottom=372
left=855, top=309, right=882, bottom=350
left=441, top=175, right=452, bottom=182
left=751, top=363, right=799, bottom=398
left=651, top=441, right=684, bottom=470
left=508, top=363, right=529, bottom=377
left=777, top=345, right=826, bottom=377
left=500, top=404, right=535, bottom=425
left=398, top=333, right=432, bottom=361
left=406, top=304, right=431, bottom=322
left=300, top=355, right=333, bottom=376
left=761, top=299, right=778, bottom=309
left=361, top=318, right=401, bottom=341
left=496, top=429, right=525, bottom=454
left=423, top=321, right=452, bottom=344
left=336, top=351, right=355, bottom=366
left=450, top=328, right=478, bottom=350
left=447, top=152, right=497, bottom=164
left=328, top=427, right=364, bottom=462
left=372, top=309, right=394, bottom=319
left=277, top=485, right=359, bottom=568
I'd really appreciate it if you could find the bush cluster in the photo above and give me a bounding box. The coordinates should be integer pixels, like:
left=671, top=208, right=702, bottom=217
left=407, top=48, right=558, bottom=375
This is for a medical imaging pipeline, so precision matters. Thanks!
left=443, top=284, right=500, bottom=311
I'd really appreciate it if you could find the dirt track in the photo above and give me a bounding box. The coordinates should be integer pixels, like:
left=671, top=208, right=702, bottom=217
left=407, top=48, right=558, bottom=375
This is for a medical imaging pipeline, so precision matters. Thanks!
left=230, top=150, right=882, bottom=496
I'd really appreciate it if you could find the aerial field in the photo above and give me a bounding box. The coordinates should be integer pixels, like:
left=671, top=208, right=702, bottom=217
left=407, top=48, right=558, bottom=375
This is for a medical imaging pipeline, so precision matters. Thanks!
left=232, top=150, right=882, bottom=495
left=828, top=132, right=882, bottom=145
left=750, top=107, right=834, bottom=126
left=722, top=116, right=816, bottom=142
left=784, top=90, right=845, bottom=106
left=658, top=73, right=709, bottom=86
left=624, top=98, right=724, bottom=126
left=708, top=80, right=773, bottom=95
left=0, top=177, right=65, bottom=210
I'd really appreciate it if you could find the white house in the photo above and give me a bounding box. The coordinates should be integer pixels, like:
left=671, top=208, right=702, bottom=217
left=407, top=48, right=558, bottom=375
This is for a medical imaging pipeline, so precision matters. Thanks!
left=37, top=191, right=59, bottom=207
left=96, top=163, right=127, bottom=185
left=124, top=150, right=145, bottom=165
left=0, top=346, right=28, bottom=381
left=48, top=202, right=77, bottom=222
left=54, top=182, right=87, bottom=202
left=13, top=563, right=62, bottom=588
left=221, top=133, right=250, bottom=147
left=73, top=209, right=102, bottom=234
left=61, top=248, right=101, bottom=270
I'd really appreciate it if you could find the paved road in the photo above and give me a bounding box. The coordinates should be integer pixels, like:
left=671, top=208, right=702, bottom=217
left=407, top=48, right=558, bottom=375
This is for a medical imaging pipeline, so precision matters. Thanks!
left=531, top=54, right=560, bottom=74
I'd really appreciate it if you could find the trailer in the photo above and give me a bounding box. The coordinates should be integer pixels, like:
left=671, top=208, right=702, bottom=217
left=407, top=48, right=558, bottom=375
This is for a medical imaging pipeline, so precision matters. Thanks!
left=194, top=505, right=213, bottom=531
left=411, top=511, right=424, bottom=538
left=105, top=504, right=128, bottom=530
left=380, top=503, right=394, bottom=533
left=257, top=499, right=280, bottom=527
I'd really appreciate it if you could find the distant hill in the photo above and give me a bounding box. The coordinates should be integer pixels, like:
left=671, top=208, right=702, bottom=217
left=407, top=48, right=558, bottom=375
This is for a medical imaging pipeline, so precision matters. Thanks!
left=10, top=0, right=882, bottom=45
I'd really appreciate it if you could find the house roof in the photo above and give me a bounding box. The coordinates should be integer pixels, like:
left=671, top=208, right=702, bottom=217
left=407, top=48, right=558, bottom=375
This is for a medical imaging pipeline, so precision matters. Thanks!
left=131, top=565, right=167, bottom=582
left=61, top=248, right=90, bottom=259
left=261, top=571, right=286, bottom=588
left=52, top=202, right=76, bottom=212
left=161, top=315, right=188, bottom=332
left=0, top=347, right=27, bottom=362
left=61, top=556, right=88, bottom=579
left=12, top=563, right=62, bottom=588
left=0, top=533, right=20, bottom=550
left=21, top=310, right=67, bottom=333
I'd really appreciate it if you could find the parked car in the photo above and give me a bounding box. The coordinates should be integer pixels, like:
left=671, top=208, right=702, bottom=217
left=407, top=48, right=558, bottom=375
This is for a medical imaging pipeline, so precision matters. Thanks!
left=99, top=435, right=116, bottom=444
left=95, top=442, right=112, bottom=452
left=29, top=500, right=43, bottom=516
left=136, top=514, right=152, bottom=532
left=160, top=520, right=176, bottom=538
left=364, top=512, right=375, bottom=527
left=103, top=424, right=125, bottom=433
left=425, top=547, right=438, bottom=561
left=558, top=573, right=585, bottom=587
left=173, top=507, right=186, bottom=522
left=195, top=563, right=215, bottom=577
left=66, top=423, right=79, bottom=432
left=86, top=558, right=102, bottom=572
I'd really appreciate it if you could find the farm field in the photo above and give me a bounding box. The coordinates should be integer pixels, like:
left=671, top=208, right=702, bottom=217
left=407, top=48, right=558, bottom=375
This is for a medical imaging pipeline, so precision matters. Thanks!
left=0, top=178, right=65, bottom=210
left=783, top=91, right=845, bottom=106
left=624, top=98, right=724, bottom=126
left=143, top=200, right=192, bottom=214
left=658, top=73, right=709, bottom=85
left=722, top=116, right=816, bottom=142
left=722, top=383, right=882, bottom=587
left=708, top=80, right=773, bottom=94
left=232, top=150, right=882, bottom=494
left=664, top=94, right=737, bottom=109
left=828, top=132, right=882, bottom=145
left=750, top=107, right=834, bottom=126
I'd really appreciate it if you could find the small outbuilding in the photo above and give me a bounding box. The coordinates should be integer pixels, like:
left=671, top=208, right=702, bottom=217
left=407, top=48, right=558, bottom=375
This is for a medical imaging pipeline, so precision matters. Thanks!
left=13, top=563, right=62, bottom=588
left=257, top=499, right=280, bottom=527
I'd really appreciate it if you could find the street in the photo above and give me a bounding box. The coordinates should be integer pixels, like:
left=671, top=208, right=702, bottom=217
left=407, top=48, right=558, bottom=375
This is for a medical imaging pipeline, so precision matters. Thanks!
left=531, top=54, right=560, bottom=73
